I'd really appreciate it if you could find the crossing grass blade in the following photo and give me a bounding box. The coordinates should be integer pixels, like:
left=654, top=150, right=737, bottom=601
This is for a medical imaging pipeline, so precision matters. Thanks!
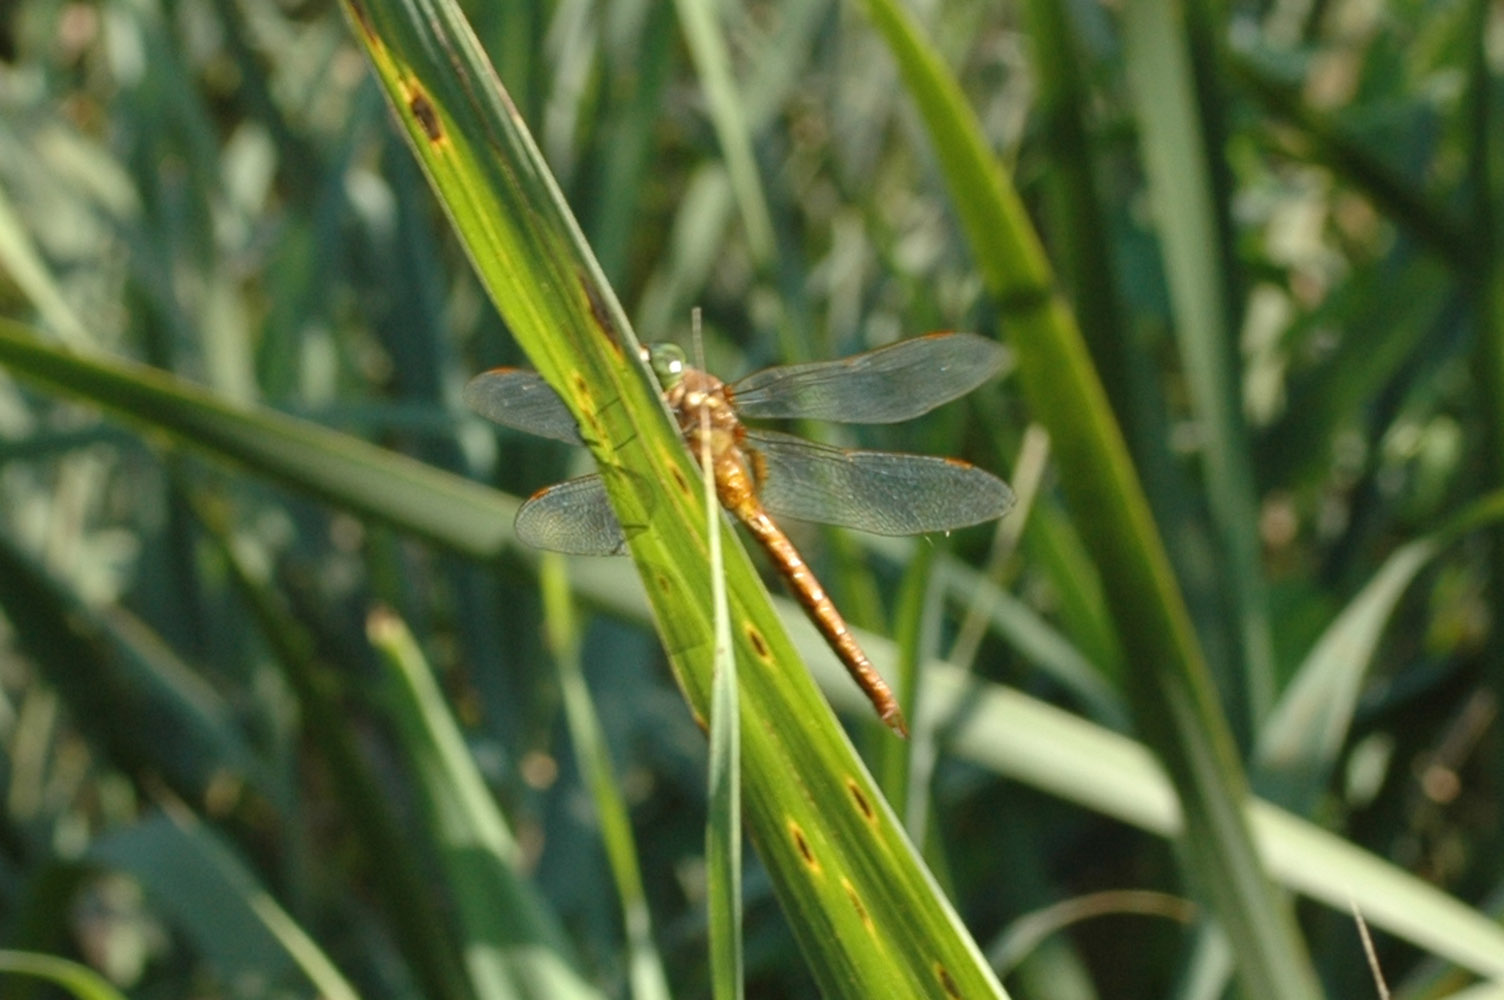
left=702, top=391, right=745, bottom=1000
left=338, top=0, right=1012, bottom=994
left=0, top=318, right=516, bottom=559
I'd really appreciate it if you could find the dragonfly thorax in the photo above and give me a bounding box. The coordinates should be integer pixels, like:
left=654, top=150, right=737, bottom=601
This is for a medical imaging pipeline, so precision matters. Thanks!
left=664, top=369, right=740, bottom=436
left=661, top=366, right=758, bottom=507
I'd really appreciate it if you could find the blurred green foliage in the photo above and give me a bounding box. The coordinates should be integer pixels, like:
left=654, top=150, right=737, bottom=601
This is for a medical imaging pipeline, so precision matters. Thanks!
left=1, top=0, right=1502, bottom=997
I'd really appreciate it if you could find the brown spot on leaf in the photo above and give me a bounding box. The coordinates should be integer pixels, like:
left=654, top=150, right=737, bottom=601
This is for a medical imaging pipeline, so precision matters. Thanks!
left=788, top=820, right=818, bottom=873
left=347, top=0, right=376, bottom=40
left=936, top=963, right=962, bottom=998
left=580, top=276, right=623, bottom=357
left=744, top=625, right=769, bottom=659
left=409, top=90, right=442, bottom=142
left=847, top=779, right=874, bottom=823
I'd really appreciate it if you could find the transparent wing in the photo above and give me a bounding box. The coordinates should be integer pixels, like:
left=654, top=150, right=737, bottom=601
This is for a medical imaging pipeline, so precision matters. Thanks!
left=728, top=332, right=1006, bottom=424
left=514, top=476, right=627, bottom=555
left=749, top=430, right=1014, bottom=535
left=463, top=368, right=584, bottom=445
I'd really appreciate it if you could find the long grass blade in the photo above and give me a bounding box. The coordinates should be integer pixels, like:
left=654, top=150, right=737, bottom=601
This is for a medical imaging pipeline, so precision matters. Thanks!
left=198, top=495, right=479, bottom=1000
left=846, top=0, right=1320, bottom=994
left=367, top=607, right=603, bottom=1000
left=88, top=809, right=362, bottom=1000
left=1121, top=0, right=1276, bottom=731
left=672, top=0, right=775, bottom=262
left=540, top=555, right=674, bottom=1000
left=340, top=0, right=1014, bottom=993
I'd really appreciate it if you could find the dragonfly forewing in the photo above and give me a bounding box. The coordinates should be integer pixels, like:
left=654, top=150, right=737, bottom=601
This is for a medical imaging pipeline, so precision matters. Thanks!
left=728, top=332, right=1006, bottom=424
left=749, top=430, right=1014, bottom=536
left=514, top=475, right=628, bottom=555
left=463, top=369, right=584, bottom=445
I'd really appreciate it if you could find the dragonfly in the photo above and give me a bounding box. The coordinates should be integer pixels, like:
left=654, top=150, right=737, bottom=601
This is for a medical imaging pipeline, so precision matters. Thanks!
left=463, top=332, right=1014, bottom=737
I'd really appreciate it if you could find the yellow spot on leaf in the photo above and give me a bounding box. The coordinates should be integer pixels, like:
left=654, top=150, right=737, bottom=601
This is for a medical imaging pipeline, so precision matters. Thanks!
left=842, top=878, right=874, bottom=935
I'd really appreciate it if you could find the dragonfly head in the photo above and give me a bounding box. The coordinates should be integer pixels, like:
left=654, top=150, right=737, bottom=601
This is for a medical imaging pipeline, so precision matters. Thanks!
left=643, top=343, right=687, bottom=388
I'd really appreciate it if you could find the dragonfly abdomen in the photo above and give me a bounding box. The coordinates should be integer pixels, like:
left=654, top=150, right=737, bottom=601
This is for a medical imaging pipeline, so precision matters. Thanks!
left=732, top=496, right=909, bottom=738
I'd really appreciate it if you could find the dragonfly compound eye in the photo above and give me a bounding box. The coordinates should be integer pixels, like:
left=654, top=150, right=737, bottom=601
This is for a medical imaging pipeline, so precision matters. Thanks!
left=646, top=343, right=687, bottom=386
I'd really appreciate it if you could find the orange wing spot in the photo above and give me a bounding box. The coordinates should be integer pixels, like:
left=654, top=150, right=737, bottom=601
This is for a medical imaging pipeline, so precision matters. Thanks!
left=744, top=624, right=770, bottom=659
left=788, top=820, right=819, bottom=873
left=935, top=964, right=962, bottom=998
left=846, top=779, right=875, bottom=824
left=841, top=879, right=874, bottom=934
